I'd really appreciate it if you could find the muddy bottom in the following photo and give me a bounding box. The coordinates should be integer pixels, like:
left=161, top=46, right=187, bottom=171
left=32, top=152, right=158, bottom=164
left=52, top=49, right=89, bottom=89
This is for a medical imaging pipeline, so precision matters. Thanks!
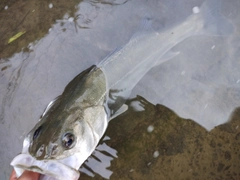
left=80, top=96, right=240, bottom=180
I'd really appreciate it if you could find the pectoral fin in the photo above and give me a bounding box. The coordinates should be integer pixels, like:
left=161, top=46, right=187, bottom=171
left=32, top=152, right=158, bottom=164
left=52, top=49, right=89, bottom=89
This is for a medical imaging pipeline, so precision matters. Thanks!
left=110, top=104, right=128, bottom=121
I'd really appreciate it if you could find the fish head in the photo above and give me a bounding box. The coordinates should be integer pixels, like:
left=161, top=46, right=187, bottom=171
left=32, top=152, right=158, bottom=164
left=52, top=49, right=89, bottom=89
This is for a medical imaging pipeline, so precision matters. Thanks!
left=27, top=108, right=93, bottom=161
left=11, top=105, right=108, bottom=179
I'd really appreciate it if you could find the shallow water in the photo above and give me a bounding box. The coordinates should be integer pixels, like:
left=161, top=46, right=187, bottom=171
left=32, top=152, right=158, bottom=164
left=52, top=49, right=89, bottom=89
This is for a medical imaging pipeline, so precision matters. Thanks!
left=0, top=0, right=240, bottom=179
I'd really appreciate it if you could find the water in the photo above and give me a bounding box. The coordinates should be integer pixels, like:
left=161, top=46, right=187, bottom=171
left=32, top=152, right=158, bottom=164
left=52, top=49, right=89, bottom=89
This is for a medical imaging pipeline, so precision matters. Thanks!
left=81, top=96, right=240, bottom=179
left=1, top=0, right=240, bottom=179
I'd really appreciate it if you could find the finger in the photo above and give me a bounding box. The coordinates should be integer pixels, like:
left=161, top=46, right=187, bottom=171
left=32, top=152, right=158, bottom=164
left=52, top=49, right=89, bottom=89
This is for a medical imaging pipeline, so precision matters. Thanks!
left=18, top=171, right=40, bottom=180
left=9, top=170, right=17, bottom=180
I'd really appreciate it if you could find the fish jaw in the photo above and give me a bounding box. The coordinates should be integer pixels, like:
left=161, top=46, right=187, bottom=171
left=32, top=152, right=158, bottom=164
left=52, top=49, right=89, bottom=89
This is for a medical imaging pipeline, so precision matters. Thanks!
left=10, top=153, right=80, bottom=180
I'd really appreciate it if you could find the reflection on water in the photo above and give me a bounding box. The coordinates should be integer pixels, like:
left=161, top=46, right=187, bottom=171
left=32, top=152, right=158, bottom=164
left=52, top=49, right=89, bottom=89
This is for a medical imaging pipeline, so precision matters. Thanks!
left=80, top=141, right=117, bottom=179
left=0, top=0, right=240, bottom=179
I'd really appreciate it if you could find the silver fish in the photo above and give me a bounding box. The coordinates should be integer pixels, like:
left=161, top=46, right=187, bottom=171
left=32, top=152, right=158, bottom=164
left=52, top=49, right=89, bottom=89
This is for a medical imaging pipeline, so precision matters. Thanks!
left=11, top=0, right=233, bottom=179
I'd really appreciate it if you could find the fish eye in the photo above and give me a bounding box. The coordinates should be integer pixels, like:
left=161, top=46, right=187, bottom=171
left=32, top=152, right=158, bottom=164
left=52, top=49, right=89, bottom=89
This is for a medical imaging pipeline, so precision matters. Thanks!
left=62, top=132, right=75, bottom=149
left=33, top=126, right=42, bottom=140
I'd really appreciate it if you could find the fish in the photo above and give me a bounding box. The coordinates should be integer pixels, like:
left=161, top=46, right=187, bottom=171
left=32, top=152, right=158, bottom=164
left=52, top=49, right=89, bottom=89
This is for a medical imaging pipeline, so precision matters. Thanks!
left=10, top=0, right=234, bottom=179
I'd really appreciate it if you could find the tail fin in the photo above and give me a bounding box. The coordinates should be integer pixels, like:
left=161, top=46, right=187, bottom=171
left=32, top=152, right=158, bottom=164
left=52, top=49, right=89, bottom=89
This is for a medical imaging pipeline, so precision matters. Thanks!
left=197, top=0, right=235, bottom=36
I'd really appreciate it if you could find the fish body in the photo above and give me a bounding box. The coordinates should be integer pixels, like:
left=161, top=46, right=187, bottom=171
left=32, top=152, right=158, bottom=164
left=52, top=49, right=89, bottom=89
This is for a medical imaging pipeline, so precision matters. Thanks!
left=11, top=0, right=234, bottom=179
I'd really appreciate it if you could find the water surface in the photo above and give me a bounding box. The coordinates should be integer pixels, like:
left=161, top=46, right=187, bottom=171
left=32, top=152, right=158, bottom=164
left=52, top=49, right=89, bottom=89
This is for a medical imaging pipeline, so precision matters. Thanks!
left=0, top=0, right=240, bottom=179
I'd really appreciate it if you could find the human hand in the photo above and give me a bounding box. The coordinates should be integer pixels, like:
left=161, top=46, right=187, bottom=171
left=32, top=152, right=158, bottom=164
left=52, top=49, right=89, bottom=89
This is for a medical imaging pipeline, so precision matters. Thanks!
left=9, top=169, right=40, bottom=180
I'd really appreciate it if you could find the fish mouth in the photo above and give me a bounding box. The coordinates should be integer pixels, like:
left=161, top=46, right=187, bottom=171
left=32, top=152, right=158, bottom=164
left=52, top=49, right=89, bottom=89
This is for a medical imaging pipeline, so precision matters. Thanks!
left=10, top=153, right=80, bottom=180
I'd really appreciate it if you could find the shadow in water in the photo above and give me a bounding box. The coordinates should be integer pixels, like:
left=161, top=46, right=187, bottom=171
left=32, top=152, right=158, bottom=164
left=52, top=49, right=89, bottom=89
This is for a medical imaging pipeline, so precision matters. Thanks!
left=80, top=95, right=240, bottom=179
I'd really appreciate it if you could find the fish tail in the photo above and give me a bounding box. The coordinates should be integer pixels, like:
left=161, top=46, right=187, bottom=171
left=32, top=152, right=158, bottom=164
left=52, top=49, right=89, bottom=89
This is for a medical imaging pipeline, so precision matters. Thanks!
left=195, top=0, right=235, bottom=36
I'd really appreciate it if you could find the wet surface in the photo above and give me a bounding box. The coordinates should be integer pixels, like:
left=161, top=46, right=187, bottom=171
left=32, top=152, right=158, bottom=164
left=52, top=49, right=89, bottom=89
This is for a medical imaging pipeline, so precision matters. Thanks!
left=0, top=0, right=82, bottom=58
left=1, top=0, right=240, bottom=179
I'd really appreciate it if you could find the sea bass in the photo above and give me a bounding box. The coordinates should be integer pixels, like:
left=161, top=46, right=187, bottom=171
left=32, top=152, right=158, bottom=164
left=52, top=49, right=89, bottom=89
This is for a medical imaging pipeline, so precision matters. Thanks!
left=11, top=0, right=233, bottom=179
